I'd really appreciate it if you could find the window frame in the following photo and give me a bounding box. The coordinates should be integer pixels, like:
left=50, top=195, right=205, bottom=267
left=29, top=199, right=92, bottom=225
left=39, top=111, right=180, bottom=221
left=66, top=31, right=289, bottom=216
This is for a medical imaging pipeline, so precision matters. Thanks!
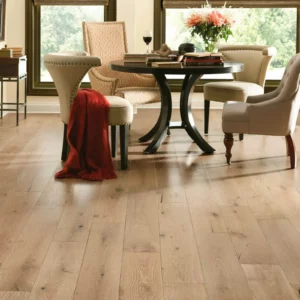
left=25, top=0, right=116, bottom=96
left=154, top=0, right=300, bottom=92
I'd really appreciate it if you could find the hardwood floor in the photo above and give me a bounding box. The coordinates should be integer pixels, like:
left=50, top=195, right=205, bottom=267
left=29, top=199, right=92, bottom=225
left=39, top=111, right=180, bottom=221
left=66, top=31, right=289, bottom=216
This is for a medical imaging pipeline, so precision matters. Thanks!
left=0, top=109, right=300, bottom=300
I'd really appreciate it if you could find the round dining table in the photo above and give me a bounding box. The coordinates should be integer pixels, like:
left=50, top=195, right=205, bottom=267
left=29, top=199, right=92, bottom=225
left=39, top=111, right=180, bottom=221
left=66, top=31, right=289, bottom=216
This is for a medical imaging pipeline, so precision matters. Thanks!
left=110, top=60, right=244, bottom=154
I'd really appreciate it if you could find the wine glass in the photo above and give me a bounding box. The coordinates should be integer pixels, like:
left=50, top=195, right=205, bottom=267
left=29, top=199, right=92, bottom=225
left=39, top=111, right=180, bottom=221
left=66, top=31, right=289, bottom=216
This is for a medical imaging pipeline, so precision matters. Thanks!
left=143, top=30, right=153, bottom=54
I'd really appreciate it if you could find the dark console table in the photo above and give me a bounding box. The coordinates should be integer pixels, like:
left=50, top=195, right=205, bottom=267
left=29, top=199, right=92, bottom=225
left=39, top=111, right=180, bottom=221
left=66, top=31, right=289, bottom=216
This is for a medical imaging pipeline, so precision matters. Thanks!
left=0, top=55, right=27, bottom=126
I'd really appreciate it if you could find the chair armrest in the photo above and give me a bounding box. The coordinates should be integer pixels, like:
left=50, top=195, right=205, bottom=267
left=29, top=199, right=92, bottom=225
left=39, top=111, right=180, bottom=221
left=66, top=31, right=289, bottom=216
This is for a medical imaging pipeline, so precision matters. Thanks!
left=247, top=97, right=296, bottom=136
left=121, top=73, right=157, bottom=87
left=89, top=68, right=119, bottom=95
left=141, top=74, right=158, bottom=87
left=246, top=89, right=280, bottom=104
left=262, top=47, right=277, bottom=57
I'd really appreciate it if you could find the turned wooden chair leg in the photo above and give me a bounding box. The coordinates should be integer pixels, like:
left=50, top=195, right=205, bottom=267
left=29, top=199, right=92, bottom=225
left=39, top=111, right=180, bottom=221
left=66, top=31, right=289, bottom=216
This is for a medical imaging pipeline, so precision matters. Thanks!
left=120, top=124, right=129, bottom=170
left=285, top=136, right=290, bottom=156
left=239, top=134, right=244, bottom=141
left=204, top=99, right=210, bottom=134
left=61, top=123, right=69, bottom=161
left=285, top=135, right=297, bottom=169
left=224, top=133, right=234, bottom=165
left=111, top=125, right=118, bottom=158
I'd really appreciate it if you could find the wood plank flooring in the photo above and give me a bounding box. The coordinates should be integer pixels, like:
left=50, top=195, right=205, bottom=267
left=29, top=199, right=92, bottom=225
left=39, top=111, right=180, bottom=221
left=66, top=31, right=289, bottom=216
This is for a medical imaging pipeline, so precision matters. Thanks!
left=1, top=109, right=300, bottom=299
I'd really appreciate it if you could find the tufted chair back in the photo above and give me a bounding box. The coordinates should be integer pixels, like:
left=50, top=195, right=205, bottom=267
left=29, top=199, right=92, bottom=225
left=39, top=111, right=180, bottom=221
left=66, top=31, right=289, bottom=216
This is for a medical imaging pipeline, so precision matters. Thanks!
left=219, top=45, right=276, bottom=87
left=44, top=51, right=101, bottom=124
left=246, top=52, right=300, bottom=136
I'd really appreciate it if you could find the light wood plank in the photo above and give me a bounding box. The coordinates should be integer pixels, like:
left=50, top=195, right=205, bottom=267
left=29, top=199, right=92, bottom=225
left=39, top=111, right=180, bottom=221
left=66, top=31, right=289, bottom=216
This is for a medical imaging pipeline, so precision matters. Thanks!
left=0, top=202, right=63, bottom=291
left=290, top=284, right=300, bottom=299
left=36, top=190, right=70, bottom=206
left=0, top=116, right=61, bottom=195
left=157, top=186, right=186, bottom=203
left=27, top=206, right=64, bottom=224
left=0, top=224, right=57, bottom=292
left=128, top=157, right=157, bottom=193
left=41, top=167, right=74, bottom=199
left=74, top=222, right=125, bottom=300
left=119, top=252, right=163, bottom=300
left=242, top=264, right=297, bottom=300
left=28, top=242, right=86, bottom=300
left=163, top=283, right=208, bottom=300
left=124, top=191, right=160, bottom=252
left=197, top=233, right=254, bottom=300
left=53, top=183, right=100, bottom=242
left=208, top=178, right=248, bottom=206
left=187, top=181, right=227, bottom=239
left=220, top=207, right=278, bottom=264
left=155, top=140, right=187, bottom=203
left=93, top=172, right=128, bottom=223
left=0, top=192, right=41, bottom=265
left=159, top=203, right=204, bottom=284
left=13, top=164, right=56, bottom=194
left=0, top=291, right=29, bottom=300
left=289, top=215, right=300, bottom=236
left=259, top=219, right=300, bottom=285
left=248, top=186, right=300, bottom=219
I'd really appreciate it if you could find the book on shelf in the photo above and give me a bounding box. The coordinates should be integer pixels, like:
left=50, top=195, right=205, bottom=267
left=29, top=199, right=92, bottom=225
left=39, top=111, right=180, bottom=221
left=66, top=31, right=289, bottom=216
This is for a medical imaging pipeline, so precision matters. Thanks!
left=151, top=61, right=182, bottom=68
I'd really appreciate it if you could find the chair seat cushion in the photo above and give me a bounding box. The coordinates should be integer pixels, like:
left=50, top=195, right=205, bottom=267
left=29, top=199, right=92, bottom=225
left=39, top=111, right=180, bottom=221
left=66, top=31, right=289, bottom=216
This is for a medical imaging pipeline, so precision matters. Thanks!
left=115, top=87, right=160, bottom=105
left=222, top=102, right=250, bottom=133
left=204, top=81, right=264, bottom=102
left=106, top=96, right=133, bottom=125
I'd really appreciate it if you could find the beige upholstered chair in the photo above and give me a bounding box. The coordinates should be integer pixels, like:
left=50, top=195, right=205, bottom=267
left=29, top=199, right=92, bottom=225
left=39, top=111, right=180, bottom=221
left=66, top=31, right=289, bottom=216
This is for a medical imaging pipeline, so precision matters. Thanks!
left=82, top=21, right=160, bottom=109
left=223, top=53, right=300, bottom=169
left=204, top=45, right=276, bottom=138
left=44, top=51, right=133, bottom=169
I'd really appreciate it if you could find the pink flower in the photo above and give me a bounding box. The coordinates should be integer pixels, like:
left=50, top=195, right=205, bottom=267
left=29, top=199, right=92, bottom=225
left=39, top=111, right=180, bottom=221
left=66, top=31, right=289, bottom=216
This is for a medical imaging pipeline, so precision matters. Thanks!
left=207, top=11, right=226, bottom=27
left=224, top=16, right=235, bottom=27
left=186, top=13, right=202, bottom=28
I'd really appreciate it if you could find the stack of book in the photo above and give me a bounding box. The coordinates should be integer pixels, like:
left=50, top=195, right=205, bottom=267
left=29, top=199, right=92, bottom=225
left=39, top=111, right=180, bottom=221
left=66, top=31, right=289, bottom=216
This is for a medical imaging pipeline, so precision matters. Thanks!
left=124, top=53, right=177, bottom=65
left=124, top=53, right=159, bottom=64
left=146, top=57, right=172, bottom=64
left=183, top=52, right=223, bottom=66
left=152, top=61, right=182, bottom=68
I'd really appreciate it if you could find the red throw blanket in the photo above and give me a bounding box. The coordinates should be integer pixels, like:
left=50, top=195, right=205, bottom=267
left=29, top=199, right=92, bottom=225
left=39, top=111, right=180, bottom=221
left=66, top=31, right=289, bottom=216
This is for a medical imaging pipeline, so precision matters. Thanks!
left=55, top=89, right=117, bottom=181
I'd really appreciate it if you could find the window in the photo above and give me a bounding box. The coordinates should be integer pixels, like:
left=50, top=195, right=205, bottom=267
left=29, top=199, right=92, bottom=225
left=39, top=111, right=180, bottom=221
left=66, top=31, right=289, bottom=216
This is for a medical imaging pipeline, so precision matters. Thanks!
left=154, top=0, right=300, bottom=90
left=166, top=8, right=297, bottom=80
left=26, top=0, right=116, bottom=96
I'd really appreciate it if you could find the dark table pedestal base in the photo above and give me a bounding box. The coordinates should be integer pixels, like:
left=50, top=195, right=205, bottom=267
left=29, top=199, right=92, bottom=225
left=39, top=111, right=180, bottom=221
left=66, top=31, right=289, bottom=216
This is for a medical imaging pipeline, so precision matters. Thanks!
left=140, top=73, right=215, bottom=155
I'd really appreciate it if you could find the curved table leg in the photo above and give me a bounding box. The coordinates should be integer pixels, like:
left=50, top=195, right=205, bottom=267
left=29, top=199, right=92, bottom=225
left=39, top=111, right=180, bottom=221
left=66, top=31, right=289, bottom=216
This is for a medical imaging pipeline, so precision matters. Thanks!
left=139, top=109, right=162, bottom=142
left=180, top=74, right=215, bottom=153
left=143, top=73, right=172, bottom=154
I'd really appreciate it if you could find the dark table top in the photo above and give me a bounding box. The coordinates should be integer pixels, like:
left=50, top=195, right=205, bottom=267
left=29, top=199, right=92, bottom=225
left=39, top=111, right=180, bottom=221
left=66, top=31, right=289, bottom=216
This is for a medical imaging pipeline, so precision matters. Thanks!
left=110, top=60, right=244, bottom=75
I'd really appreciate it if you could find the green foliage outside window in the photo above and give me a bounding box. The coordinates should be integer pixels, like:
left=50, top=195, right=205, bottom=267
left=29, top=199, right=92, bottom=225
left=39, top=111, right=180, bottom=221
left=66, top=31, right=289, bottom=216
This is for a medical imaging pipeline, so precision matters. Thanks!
left=40, top=6, right=104, bottom=80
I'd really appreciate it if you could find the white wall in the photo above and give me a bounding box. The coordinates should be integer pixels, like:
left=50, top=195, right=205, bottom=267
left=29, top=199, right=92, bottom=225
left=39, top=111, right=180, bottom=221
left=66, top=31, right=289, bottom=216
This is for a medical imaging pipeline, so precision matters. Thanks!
left=4, top=0, right=26, bottom=108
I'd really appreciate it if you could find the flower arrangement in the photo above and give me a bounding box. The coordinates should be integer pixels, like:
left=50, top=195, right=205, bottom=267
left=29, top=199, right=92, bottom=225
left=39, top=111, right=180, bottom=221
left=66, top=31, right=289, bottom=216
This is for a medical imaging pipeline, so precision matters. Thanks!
left=186, top=1, right=236, bottom=52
